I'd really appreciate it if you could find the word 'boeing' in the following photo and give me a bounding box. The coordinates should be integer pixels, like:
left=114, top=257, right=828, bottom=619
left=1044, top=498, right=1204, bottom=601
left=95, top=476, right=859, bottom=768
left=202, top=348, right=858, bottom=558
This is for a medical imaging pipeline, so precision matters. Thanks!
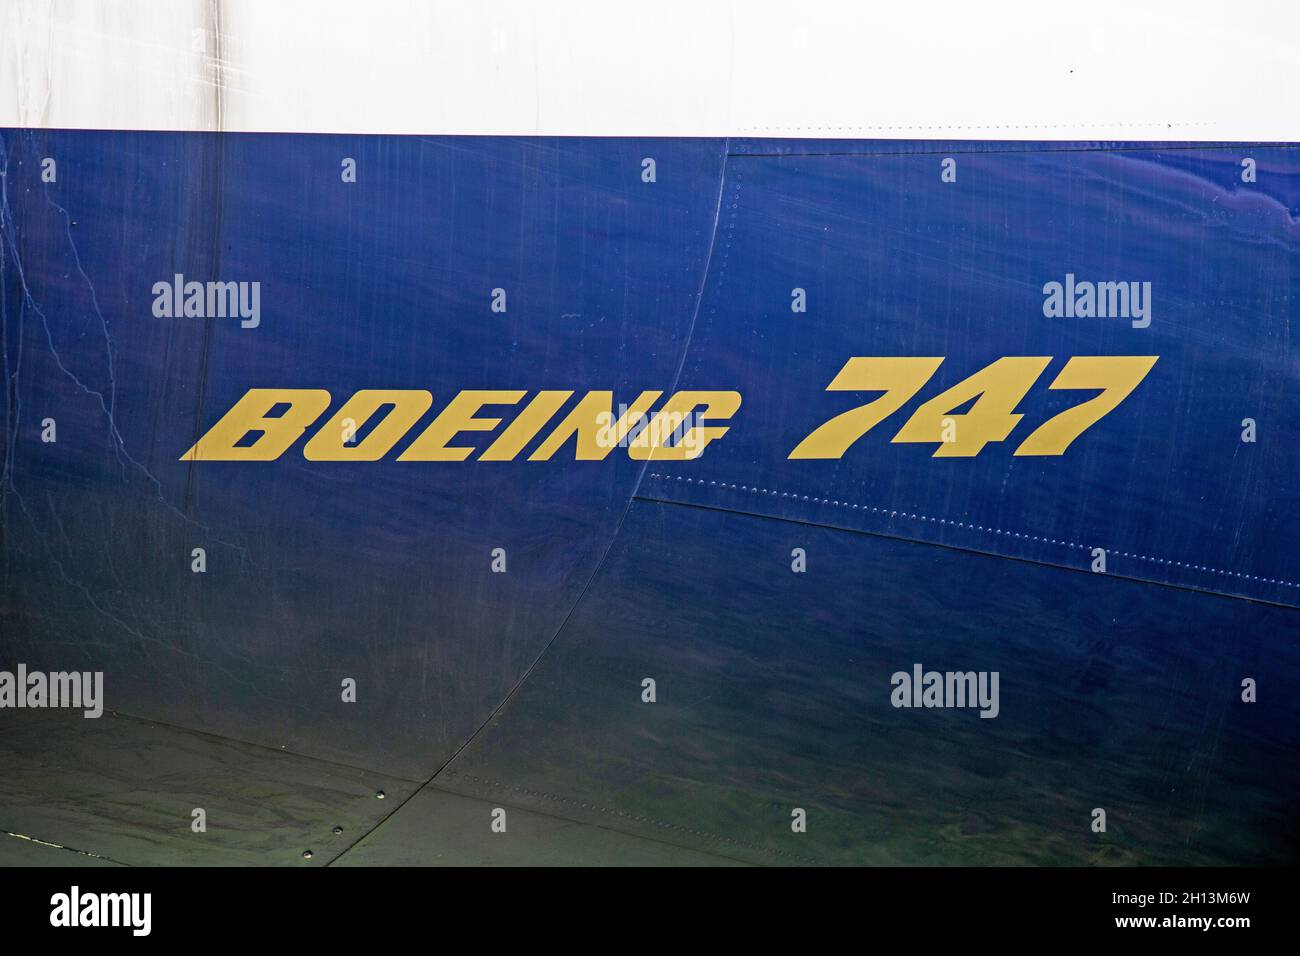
left=182, top=388, right=740, bottom=462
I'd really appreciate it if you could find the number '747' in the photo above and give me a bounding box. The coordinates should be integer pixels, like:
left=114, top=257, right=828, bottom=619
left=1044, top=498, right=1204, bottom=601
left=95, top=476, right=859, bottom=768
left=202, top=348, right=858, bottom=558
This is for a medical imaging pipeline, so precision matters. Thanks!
left=788, top=356, right=1158, bottom=459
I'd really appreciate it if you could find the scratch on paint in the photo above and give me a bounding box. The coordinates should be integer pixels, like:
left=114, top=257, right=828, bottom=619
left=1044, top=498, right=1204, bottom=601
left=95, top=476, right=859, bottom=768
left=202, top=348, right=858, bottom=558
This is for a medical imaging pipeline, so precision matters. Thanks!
left=3, top=829, right=116, bottom=863
left=0, top=133, right=249, bottom=561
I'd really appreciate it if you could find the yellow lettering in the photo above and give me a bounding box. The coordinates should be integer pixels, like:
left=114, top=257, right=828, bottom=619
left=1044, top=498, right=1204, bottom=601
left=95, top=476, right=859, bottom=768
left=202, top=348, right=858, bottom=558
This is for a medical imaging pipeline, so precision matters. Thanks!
left=398, top=390, right=524, bottom=461
left=1014, top=356, right=1158, bottom=456
left=789, top=358, right=943, bottom=459
left=180, top=388, right=331, bottom=461
left=628, top=390, right=742, bottom=461
left=480, top=390, right=574, bottom=461
left=304, top=389, right=433, bottom=461
left=529, top=391, right=661, bottom=461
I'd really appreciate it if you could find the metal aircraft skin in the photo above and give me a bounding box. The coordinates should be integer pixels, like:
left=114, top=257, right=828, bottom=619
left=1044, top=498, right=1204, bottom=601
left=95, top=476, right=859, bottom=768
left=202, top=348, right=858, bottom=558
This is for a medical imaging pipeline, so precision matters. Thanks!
left=1, top=1, right=1297, bottom=866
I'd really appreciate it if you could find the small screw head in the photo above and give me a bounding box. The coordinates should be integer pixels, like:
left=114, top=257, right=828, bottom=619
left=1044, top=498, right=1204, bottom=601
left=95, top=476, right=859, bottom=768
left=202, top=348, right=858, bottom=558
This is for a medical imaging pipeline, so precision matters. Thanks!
left=375, top=790, right=386, bottom=800
left=302, top=850, right=314, bottom=860
left=332, top=826, right=344, bottom=835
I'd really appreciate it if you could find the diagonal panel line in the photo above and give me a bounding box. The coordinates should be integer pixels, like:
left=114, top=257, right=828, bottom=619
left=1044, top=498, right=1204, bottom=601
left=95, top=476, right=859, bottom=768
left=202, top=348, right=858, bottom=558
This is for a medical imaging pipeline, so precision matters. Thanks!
left=328, top=138, right=734, bottom=865
left=632, top=492, right=1300, bottom=613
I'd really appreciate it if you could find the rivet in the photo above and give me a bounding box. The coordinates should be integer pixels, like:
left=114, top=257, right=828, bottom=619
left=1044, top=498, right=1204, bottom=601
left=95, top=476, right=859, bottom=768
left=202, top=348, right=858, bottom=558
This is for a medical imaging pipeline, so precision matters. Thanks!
left=302, top=850, right=313, bottom=860
left=375, top=790, right=386, bottom=800
left=332, top=826, right=344, bottom=835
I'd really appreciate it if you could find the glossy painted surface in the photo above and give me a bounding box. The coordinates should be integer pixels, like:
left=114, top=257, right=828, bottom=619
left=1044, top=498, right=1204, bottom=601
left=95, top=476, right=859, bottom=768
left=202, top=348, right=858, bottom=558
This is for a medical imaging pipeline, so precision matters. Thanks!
left=1, top=130, right=1296, bottom=863
left=1, top=130, right=726, bottom=779
left=442, top=498, right=1300, bottom=865
left=651, top=142, right=1300, bottom=606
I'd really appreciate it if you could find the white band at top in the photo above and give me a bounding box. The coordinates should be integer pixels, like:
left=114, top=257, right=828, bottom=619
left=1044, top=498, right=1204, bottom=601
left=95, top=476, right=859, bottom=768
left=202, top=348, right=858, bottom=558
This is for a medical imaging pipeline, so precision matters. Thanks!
left=2, top=0, right=1296, bottom=140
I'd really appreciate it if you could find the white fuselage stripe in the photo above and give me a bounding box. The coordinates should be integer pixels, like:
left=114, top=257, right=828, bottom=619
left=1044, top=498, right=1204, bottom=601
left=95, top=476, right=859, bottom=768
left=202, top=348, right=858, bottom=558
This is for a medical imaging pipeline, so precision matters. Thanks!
left=2, top=0, right=1297, bottom=141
